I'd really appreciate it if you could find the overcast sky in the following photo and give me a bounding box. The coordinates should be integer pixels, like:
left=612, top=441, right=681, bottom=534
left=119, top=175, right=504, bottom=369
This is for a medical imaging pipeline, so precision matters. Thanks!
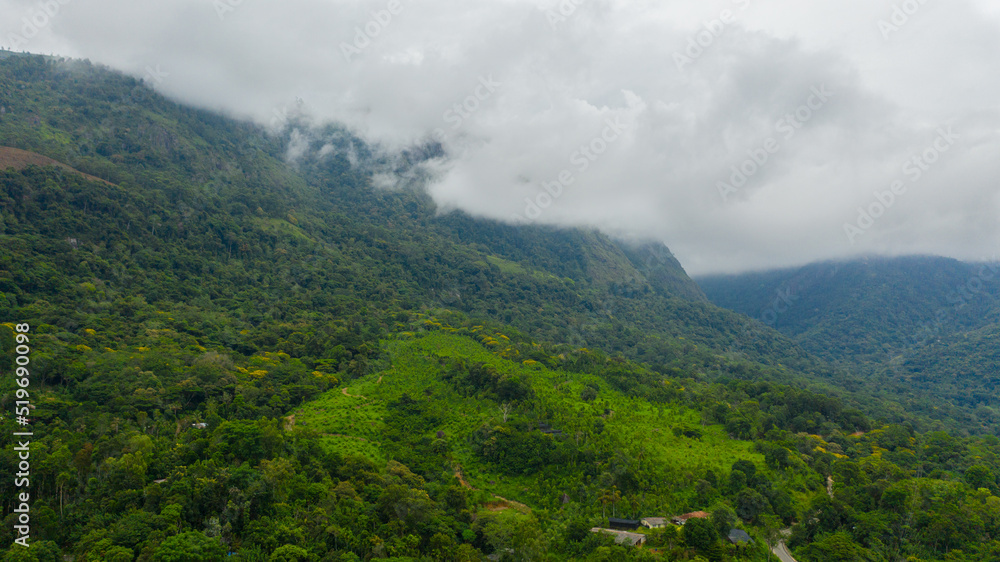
left=4, top=0, right=1000, bottom=274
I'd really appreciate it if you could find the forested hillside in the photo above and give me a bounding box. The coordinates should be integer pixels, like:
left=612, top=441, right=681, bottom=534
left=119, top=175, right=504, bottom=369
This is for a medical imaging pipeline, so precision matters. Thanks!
left=699, top=257, right=1000, bottom=434
left=0, top=51, right=859, bottom=404
left=3, top=51, right=1000, bottom=561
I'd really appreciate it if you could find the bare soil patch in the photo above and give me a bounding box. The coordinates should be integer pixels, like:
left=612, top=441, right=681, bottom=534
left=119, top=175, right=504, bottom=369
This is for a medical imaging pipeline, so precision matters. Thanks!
left=0, top=146, right=114, bottom=185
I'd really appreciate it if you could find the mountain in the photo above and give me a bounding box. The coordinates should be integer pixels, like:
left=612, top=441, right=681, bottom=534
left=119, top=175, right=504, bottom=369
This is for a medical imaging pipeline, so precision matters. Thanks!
left=4, top=50, right=1000, bottom=561
left=698, top=256, right=1000, bottom=433
left=0, top=52, right=856, bottom=396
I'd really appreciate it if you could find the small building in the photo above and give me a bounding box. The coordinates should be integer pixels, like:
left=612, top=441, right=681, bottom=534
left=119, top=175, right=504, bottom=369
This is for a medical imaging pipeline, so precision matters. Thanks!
left=641, top=517, right=668, bottom=529
left=590, top=528, right=646, bottom=547
left=671, top=511, right=710, bottom=525
left=538, top=422, right=563, bottom=435
left=192, top=423, right=208, bottom=429
left=608, top=518, right=641, bottom=531
left=728, top=528, right=754, bottom=546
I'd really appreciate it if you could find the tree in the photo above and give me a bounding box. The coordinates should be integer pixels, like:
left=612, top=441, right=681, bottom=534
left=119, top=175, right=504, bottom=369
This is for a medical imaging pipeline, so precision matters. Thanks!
left=735, top=489, right=770, bottom=523
left=268, top=545, right=315, bottom=562
left=684, top=517, right=720, bottom=552
left=650, top=525, right=679, bottom=550
left=598, top=487, right=621, bottom=518
left=2, top=541, right=62, bottom=562
left=799, top=532, right=873, bottom=561
left=151, top=532, right=226, bottom=562
left=759, top=514, right=784, bottom=561
left=710, top=505, right=736, bottom=537
left=965, top=465, right=996, bottom=491
left=103, top=547, right=135, bottom=562
left=428, top=533, right=456, bottom=561
left=728, top=469, right=747, bottom=494
left=731, top=460, right=757, bottom=482
left=499, top=403, right=513, bottom=423
left=454, top=544, right=483, bottom=561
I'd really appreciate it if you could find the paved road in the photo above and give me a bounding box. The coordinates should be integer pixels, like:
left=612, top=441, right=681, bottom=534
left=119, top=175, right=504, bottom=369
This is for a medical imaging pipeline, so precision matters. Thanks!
left=773, top=541, right=798, bottom=562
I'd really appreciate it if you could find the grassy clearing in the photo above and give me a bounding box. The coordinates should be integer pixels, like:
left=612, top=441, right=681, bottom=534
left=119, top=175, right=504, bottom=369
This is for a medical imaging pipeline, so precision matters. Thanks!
left=296, top=331, right=762, bottom=511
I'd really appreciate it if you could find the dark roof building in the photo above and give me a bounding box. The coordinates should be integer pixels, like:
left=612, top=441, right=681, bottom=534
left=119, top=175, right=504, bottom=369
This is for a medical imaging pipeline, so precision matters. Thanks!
left=538, top=422, right=562, bottom=435
left=608, top=518, right=641, bottom=531
left=728, top=529, right=754, bottom=545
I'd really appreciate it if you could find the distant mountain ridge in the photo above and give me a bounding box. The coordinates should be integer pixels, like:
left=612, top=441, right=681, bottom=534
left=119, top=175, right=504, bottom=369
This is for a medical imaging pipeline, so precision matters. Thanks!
left=698, top=255, right=1000, bottom=432
left=698, top=256, right=1000, bottom=360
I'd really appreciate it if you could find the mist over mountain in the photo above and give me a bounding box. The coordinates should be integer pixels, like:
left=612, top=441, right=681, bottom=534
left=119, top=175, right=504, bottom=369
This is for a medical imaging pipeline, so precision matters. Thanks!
left=4, top=0, right=1000, bottom=274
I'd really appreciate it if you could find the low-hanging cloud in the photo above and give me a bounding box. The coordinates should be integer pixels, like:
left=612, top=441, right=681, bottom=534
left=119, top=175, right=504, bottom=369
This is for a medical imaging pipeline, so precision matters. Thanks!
left=3, top=0, right=1000, bottom=274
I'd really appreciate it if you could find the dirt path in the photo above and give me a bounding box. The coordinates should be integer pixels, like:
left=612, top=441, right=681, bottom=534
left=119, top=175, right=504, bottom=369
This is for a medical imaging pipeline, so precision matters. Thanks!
left=454, top=467, right=474, bottom=489
left=454, top=465, right=530, bottom=513
left=341, top=387, right=366, bottom=399
left=827, top=475, right=834, bottom=498
left=489, top=495, right=531, bottom=513
left=321, top=432, right=368, bottom=442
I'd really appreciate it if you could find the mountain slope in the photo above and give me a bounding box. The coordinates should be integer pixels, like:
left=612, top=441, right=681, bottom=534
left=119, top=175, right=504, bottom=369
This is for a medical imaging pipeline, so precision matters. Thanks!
left=698, top=256, right=1000, bottom=361
left=698, top=256, right=1000, bottom=433
left=0, top=51, right=850, bottom=393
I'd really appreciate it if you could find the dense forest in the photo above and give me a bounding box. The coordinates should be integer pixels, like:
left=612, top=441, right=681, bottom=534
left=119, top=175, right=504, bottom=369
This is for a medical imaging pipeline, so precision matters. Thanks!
left=2, top=51, right=1000, bottom=561
left=699, top=257, right=1000, bottom=435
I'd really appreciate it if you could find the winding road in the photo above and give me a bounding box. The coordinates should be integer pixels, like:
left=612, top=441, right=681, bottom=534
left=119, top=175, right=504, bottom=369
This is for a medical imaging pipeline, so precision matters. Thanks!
left=771, top=528, right=799, bottom=562
left=773, top=541, right=798, bottom=562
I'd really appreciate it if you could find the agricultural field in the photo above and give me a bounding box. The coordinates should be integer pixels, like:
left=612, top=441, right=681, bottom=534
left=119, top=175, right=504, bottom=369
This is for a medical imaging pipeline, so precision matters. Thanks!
left=295, top=331, right=762, bottom=513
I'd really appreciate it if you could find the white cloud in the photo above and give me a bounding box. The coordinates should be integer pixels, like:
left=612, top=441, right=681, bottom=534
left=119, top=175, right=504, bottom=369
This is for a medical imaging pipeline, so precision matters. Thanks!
left=3, top=0, right=1000, bottom=274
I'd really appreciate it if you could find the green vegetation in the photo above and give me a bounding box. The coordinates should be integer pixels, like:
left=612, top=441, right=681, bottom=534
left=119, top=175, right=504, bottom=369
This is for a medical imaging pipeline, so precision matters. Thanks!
left=2, top=50, right=1000, bottom=560
left=699, top=256, right=1000, bottom=435
left=298, top=330, right=762, bottom=513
